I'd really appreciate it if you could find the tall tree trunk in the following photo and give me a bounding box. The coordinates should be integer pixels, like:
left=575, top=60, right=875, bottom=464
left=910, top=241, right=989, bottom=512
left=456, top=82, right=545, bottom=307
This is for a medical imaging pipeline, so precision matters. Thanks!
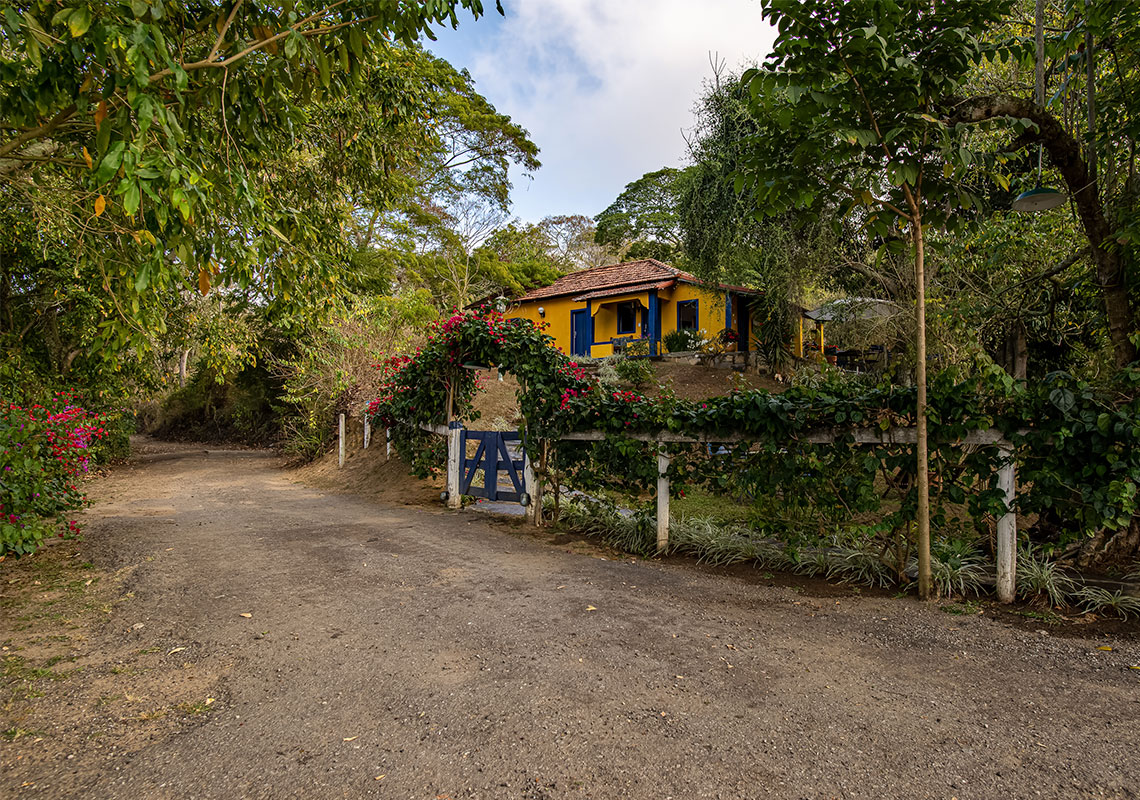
left=913, top=214, right=932, bottom=601
left=999, top=321, right=1028, bottom=380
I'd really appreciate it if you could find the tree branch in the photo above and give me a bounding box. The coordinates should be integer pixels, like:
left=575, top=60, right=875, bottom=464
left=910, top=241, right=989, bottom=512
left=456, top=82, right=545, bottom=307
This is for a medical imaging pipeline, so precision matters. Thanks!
left=947, top=94, right=1135, bottom=366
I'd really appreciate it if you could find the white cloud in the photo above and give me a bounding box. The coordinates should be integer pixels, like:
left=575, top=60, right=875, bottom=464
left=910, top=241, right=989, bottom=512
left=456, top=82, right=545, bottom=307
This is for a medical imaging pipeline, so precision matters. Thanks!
left=430, top=0, right=776, bottom=223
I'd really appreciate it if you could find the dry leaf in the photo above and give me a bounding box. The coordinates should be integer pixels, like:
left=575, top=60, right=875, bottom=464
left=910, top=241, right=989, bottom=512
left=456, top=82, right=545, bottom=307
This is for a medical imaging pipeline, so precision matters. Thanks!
left=1097, top=646, right=1113, bottom=651
left=205, top=698, right=215, bottom=705
left=585, top=605, right=597, bottom=611
left=94, top=194, right=105, bottom=217
left=375, top=775, right=386, bottom=781
left=82, top=146, right=93, bottom=169
left=167, top=646, right=186, bottom=655
left=343, top=736, right=358, bottom=742
left=94, top=99, right=107, bottom=126
left=198, top=268, right=211, bottom=296
left=239, top=612, right=252, bottom=618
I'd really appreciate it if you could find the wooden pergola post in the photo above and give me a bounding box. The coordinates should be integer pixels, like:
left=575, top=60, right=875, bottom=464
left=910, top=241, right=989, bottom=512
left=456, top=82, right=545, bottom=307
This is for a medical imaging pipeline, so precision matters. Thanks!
left=445, top=376, right=462, bottom=510
left=995, top=445, right=1018, bottom=603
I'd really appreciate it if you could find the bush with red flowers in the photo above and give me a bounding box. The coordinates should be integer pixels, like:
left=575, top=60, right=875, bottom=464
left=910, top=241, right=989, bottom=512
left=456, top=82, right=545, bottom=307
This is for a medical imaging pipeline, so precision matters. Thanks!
left=1, top=394, right=107, bottom=557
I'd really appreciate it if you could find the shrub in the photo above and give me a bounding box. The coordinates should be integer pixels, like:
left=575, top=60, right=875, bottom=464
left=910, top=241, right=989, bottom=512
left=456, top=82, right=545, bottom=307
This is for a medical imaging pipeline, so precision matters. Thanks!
left=612, top=356, right=654, bottom=389
left=662, top=328, right=703, bottom=353
left=1, top=397, right=107, bottom=557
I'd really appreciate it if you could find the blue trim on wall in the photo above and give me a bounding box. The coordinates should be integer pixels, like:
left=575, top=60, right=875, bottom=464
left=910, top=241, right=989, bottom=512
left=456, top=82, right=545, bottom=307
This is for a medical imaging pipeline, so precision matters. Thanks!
left=725, top=292, right=732, bottom=332
left=677, top=299, right=699, bottom=331
left=570, top=308, right=590, bottom=357
left=587, top=300, right=594, bottom=351
left=649, top=291, right=660, bottom=355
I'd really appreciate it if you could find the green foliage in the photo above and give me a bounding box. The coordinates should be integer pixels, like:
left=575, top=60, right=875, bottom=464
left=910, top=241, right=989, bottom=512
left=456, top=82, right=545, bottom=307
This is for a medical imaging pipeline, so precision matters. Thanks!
left=740, top=0, right=1012, bottom=232
left=1074, top=586, right=1140, bottom=621
left=611, top=356, right=654, bottom=389
left=827, top=546, right=895, bottom=589
left=367, top=308, right=593, bottom=474
left=0, top=0, right=501, bottom=348
left=747, top=291, right=795, bottom=369
left=553, top=496, right=656, bottom=557
left=152, top=363, right=279, bottom=447
left=594, top=167, right=692, bottom=262
left=277, top=293, right=435, bottom=459
left=1016, top=547, right=1076, bottom=607
left=373, top=310, right=1140, bottom=565
left=930, top=538, right=988, bottom=598
left=662, top=329, right=703, bottom=353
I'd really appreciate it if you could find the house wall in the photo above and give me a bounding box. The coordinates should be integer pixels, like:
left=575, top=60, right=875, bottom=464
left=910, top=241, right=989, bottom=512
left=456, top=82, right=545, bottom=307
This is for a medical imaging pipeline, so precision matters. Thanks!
left=509, top=296, right=578, bottom=355
left=509, top=283, right=743, bottom=358
left=659, top=284, right=730, bottom=349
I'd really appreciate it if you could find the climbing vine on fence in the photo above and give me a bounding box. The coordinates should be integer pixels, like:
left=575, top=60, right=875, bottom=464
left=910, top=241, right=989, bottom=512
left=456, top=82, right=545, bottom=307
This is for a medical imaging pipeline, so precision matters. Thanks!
left=366, top=308, right=591, bottom=475
left=367, top=309, right=1140, bottom=551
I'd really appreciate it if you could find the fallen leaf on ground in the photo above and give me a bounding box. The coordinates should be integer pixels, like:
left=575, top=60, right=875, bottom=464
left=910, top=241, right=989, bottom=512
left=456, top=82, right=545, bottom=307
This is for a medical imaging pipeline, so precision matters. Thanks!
left=375, top=775, right=385, bottom=781
left=205, top=698, right=215, bottom=705
left=1097, top=646, right=1113, bottom=651
left=167, top=647, right=186, bottom=655
left=239, top=613, right=253, bottom=618
left=585, top=606, right=597, bottom=611
left=343, top=736, right=358, bottom=742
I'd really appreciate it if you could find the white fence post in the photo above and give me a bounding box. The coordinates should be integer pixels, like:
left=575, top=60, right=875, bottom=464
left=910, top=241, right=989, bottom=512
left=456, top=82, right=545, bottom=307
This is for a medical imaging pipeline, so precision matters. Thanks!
left=338, top=413, right=346, bottom=468
left=363, top=416, right=371, bottom=449
left=656, top=443, right=670, bottom=553
left=447, top=423, right=462, bottom=509
left=386, top=427, right=392, bottom=461
left=996, top=444, right=1018, bottom=603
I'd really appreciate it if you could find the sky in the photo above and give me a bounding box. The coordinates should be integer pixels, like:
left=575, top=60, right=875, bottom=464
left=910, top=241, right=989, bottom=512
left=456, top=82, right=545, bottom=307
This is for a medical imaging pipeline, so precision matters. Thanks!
left=426, top=0, right=776, bottom=224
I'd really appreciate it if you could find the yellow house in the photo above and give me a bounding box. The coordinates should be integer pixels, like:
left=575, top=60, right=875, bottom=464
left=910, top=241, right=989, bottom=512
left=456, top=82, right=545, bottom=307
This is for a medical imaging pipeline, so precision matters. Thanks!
left=508, top=259, right=761, bottom=358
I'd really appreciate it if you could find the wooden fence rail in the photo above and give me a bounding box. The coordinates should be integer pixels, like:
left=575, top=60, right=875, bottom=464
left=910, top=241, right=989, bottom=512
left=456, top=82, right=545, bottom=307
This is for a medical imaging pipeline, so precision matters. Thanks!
left=416, top=421, right=1020, bottom=603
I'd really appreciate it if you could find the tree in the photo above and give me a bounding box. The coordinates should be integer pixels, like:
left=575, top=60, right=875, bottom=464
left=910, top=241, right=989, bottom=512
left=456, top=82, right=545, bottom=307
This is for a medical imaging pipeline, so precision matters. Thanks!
left=538, top=214, right=617, bottom=271
left=594, top=167, right=693, bottom=263
left=945, top=0, right=1138, bottom=367
left=0, top=0, right=500, bottom=348
left=737, top=0, right=1013, bottom=599
left=474, top=222, right=563, bottom=297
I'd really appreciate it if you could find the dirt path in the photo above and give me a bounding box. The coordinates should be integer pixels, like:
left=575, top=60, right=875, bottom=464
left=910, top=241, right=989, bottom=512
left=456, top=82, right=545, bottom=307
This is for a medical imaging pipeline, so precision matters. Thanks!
left=2, top=443, right=1138, bottom=799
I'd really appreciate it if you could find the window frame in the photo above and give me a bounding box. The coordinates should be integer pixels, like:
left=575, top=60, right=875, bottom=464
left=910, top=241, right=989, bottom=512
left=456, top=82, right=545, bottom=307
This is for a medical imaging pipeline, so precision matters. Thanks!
left=616, top=301, right=638, bottom=336
left=677, top=299, right=699, bottom=331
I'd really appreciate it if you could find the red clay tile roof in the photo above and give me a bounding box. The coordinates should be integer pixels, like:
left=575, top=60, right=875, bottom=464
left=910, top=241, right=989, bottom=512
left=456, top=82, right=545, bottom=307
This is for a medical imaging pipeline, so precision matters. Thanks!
left=574, top=279, right=677, bottom=302
left=513, top=259, right=759, bottom=302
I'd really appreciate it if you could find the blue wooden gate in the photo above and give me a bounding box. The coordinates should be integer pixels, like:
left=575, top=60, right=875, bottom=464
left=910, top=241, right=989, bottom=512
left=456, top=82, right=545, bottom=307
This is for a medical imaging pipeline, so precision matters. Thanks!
left=460, top=429, right=526, bottom=502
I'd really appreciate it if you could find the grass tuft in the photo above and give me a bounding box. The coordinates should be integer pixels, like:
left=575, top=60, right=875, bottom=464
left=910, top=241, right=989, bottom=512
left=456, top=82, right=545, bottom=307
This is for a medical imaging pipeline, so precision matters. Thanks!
left=1017, top=547, right=1076, bottom=607
left=1075, top=586, right=1140, bottom=620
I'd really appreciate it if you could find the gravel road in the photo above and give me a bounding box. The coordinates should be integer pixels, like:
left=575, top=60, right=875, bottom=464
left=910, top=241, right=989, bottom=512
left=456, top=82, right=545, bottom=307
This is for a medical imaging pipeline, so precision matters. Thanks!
left=2, top=443, right=1137, bottom=800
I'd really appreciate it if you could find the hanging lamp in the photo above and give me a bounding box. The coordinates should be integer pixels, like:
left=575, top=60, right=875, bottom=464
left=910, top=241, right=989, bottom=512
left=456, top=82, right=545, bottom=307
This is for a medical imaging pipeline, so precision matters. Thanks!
left=1012, top=0, right=1067, bottom=213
